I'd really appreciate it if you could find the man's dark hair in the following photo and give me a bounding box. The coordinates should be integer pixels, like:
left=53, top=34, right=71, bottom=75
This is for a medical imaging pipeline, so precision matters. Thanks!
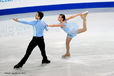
left=59, top=14, right=66, bottom=21
left=37, top=11, right=44, bottom=20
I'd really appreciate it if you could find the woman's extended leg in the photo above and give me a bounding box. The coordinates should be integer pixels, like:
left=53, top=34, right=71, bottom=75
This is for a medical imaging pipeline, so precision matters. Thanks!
left=78, top=11, right=88, bottom=34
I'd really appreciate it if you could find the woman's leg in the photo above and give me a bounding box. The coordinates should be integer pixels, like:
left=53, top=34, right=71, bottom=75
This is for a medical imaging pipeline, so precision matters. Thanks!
left=62, top=36, right=72, bottom=58
left=78, top=11, right=88, bottom=34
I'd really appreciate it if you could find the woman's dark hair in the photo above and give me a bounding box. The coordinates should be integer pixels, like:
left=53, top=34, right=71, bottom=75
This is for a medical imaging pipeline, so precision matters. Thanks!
left=59, top=14, right=66, bottom=21
left=37, top=11, right=44, bottom=20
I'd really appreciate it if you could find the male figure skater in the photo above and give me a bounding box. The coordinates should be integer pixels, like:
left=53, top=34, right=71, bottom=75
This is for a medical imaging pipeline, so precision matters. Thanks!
left=13, top=11, right=50, bottom=69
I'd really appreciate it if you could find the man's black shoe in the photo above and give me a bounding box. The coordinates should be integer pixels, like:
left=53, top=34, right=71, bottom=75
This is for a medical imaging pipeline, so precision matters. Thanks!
left=14, top=64, right=23, bottom=69
left=42, top=60, right=50, bottom=64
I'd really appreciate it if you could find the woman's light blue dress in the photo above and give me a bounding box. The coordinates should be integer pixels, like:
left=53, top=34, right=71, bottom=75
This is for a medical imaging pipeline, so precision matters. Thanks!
left=61, top=20, right=79, bottom=38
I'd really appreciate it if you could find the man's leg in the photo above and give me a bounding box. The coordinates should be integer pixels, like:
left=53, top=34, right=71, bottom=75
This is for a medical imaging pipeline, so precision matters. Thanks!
left=37, top=37, right=50, bottom=64
left=14, top=37, right=37, bottom=69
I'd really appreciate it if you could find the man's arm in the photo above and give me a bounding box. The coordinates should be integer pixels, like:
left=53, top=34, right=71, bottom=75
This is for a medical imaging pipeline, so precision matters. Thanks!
left=66, top=13, right=82, bottom=21
left=12, top=18, right=35, bottom=25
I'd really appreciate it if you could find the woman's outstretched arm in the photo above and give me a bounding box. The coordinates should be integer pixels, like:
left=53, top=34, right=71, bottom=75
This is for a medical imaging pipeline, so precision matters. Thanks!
left=47, top=24, right=64, bottom=27
left=66, top=13, right=82, bottom=21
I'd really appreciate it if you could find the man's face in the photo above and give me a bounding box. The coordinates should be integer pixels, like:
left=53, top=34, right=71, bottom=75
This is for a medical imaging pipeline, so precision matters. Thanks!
left=35, top=13, right=40, bottom=19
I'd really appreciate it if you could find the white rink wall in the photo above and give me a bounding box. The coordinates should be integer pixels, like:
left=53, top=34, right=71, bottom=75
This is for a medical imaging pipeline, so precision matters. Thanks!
left=1, top=0, right=114, bottom=9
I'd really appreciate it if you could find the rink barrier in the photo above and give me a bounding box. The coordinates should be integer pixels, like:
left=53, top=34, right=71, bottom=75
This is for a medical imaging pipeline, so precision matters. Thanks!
left=0, top=1, right=114, bottom=15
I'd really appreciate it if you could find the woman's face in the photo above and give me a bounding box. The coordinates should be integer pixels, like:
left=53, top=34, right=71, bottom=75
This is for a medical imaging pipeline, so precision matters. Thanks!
left=58, top=15, right=63, bottom=22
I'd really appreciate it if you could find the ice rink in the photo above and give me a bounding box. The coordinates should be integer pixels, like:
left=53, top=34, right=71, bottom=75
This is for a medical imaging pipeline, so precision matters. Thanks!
left=0, top=7, right=114, bottom=76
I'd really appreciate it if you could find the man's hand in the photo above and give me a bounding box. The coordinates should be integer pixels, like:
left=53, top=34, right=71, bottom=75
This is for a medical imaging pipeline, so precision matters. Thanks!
left=12, top=18, right=18, bottom=22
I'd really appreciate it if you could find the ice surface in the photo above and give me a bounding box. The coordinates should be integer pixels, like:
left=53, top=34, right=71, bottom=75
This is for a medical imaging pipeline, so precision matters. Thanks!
left=0, top=8, right=114, bottom=76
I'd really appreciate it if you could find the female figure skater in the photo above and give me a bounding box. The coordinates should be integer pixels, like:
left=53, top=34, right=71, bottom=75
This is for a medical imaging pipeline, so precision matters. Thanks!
left=47, top=11, right=88, bottom=58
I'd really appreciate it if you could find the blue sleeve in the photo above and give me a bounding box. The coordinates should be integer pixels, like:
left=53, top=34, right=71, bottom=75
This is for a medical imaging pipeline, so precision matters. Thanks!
left=45, top=24, right=48, bottom=31
left=18, top=20, right=35, bottom=26
left=44, top=22, right=48, bottom=31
